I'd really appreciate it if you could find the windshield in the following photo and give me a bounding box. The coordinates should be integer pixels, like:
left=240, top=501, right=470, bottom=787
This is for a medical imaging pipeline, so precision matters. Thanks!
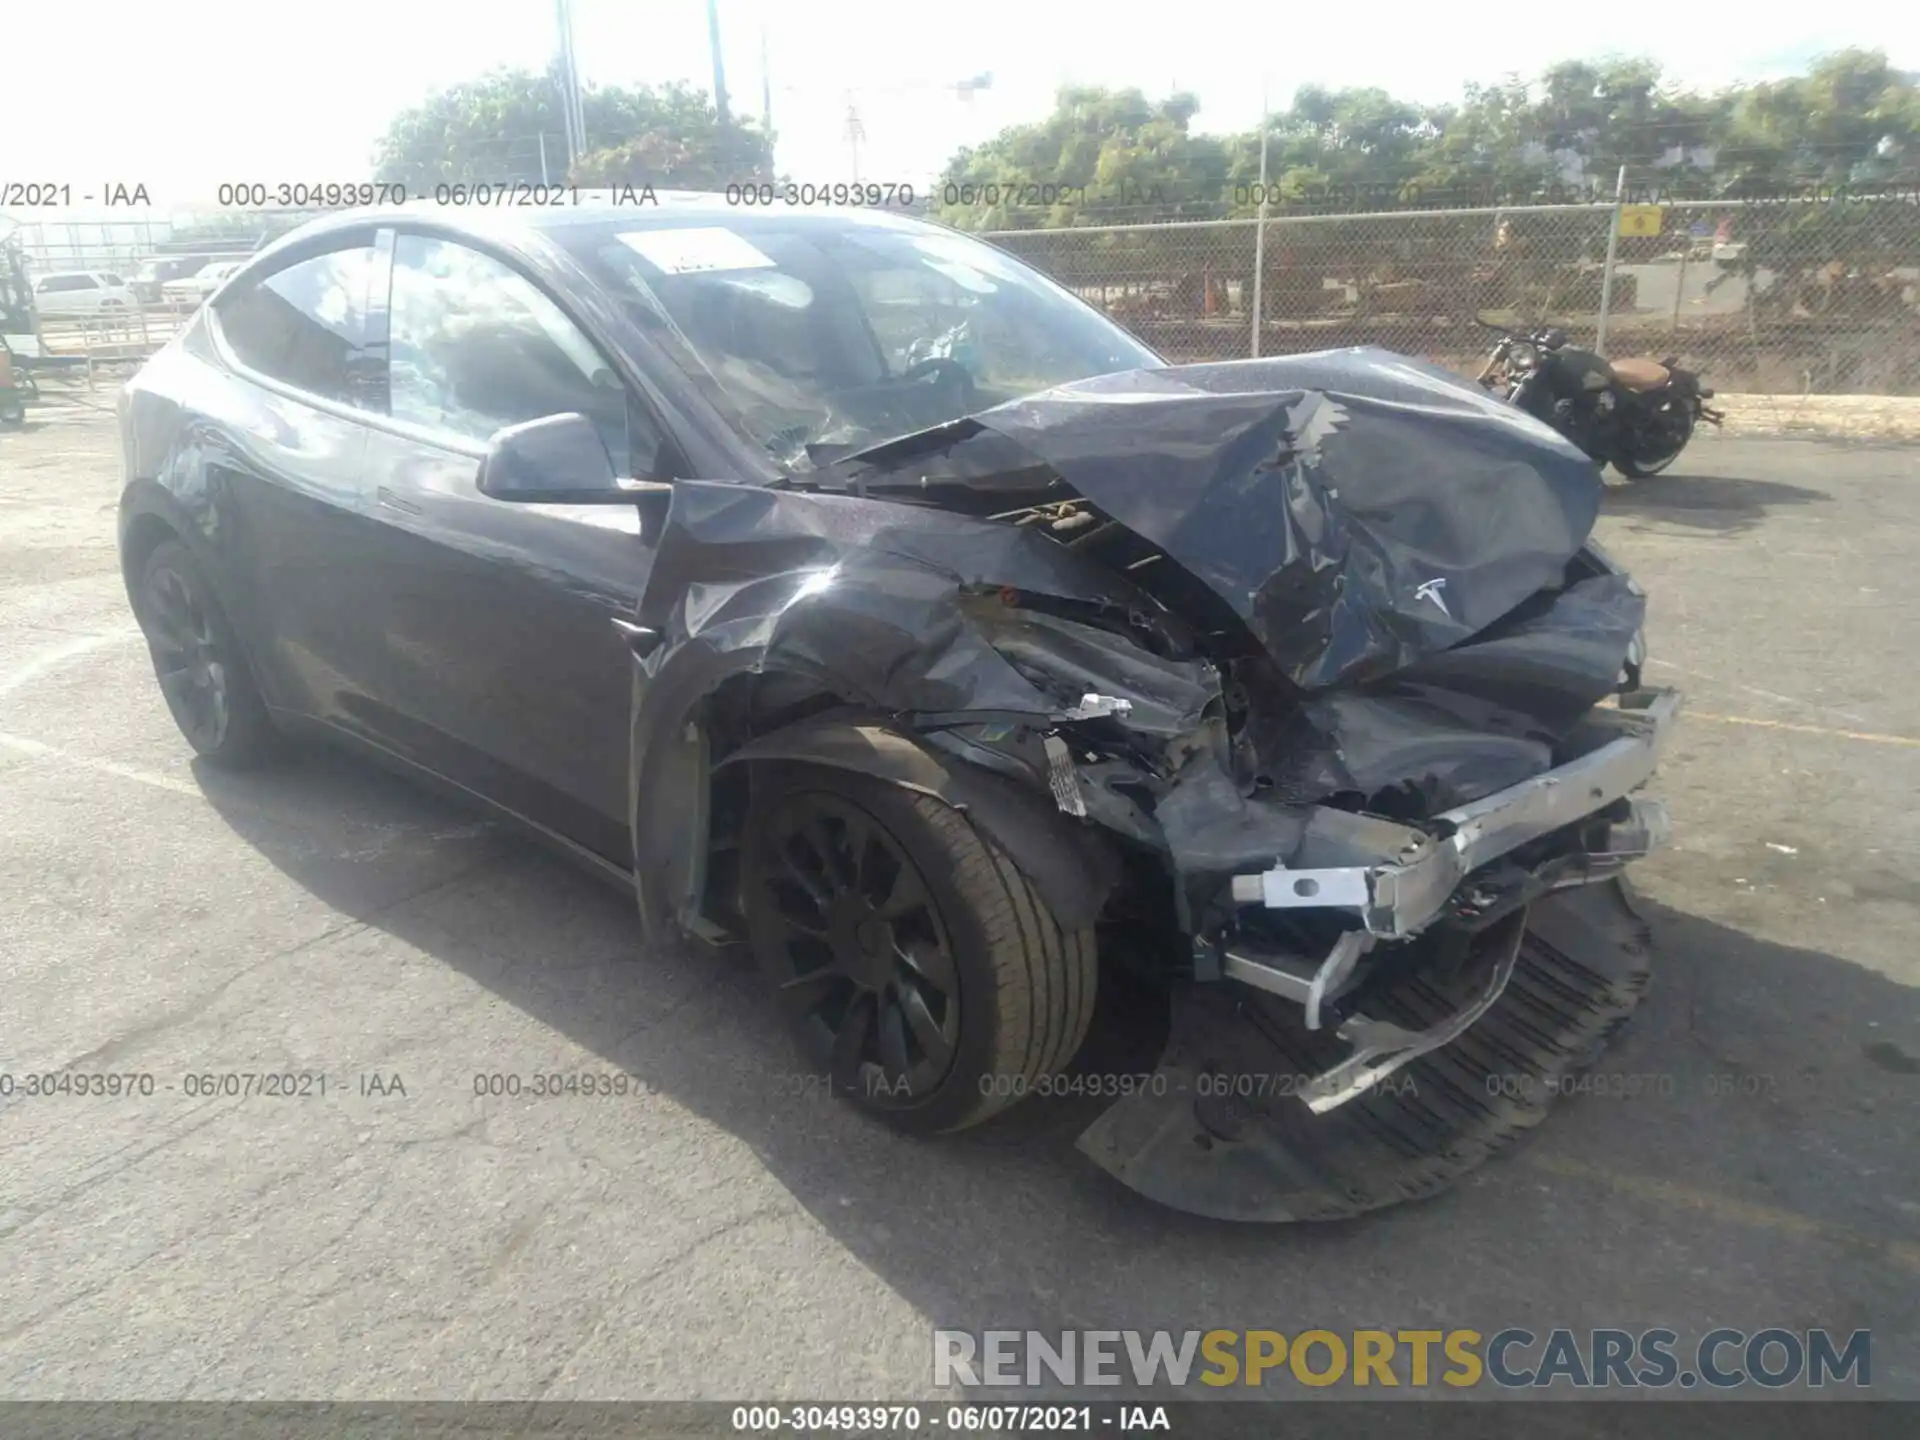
left=558, top=213, right=1161, bottom=471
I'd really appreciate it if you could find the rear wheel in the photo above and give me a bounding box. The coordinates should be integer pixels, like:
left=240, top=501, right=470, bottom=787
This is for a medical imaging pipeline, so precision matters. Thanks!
left=1615, top=404, right=1695, bottom=478
left=135, top=539, right=283, bottom=767
left=742, top=764, right=1097, bottom=1134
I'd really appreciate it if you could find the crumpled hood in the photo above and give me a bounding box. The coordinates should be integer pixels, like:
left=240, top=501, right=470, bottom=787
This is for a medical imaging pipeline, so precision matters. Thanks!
left=826, top=347, right=1603, bottom=692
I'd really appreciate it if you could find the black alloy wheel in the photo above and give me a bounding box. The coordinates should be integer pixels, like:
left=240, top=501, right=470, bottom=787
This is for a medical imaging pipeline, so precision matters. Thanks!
left=137, top=539, right=281, bottom=766
left=751, top=788, right=962, bottom=1105
left=742, top=763, right=1099, bottom=1134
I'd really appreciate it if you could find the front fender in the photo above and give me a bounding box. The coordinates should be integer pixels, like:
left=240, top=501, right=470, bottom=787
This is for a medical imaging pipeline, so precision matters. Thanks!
left=718, top=717, right=1121, bottom=931
left=627, top=641, right=1123, bottom=951
left=625, top=479, right=1166, bottom=948
left=119, top=479, right=215, bottom=604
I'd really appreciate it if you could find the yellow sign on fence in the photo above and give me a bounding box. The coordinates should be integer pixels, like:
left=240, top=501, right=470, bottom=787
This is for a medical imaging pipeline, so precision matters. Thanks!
left=1618, top=205, right=1666, bottom=237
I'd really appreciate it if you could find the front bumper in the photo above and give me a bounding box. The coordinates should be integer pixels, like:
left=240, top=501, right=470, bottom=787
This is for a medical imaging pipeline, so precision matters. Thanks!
left=1077, top=877, right=1657, bottom=1222
left=1227, top=686, right=1680, bottom=941
left=1204, top=686, right=1678, bottom=1115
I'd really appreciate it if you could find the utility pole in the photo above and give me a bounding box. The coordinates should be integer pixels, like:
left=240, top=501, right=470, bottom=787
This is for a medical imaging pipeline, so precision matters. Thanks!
left=844, top=91, right=866, bottom=182
left=553, top=0, right=587, bottom=172
left=760, top=25, right=772, bottom=134
left=707, top=0, right=730, bottom=125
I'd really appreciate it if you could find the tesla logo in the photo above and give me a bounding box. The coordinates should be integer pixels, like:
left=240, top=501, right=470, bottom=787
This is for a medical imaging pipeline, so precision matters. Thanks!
left=1414, top=577, right=1451, bottom=617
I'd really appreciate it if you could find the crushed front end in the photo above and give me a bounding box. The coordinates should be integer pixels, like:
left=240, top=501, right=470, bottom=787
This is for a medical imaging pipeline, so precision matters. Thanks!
left=633, top=347, right=1678, bottom=1221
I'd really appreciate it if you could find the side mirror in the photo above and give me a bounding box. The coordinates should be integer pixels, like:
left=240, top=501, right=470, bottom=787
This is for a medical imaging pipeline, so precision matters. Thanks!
left=477, top=412, right=673, bottom=507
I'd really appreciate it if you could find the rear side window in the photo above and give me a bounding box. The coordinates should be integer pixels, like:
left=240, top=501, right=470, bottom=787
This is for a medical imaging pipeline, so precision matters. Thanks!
left=387, top=233, right=632, bottom=469
left=38, top=275, right=94, bottom=293
left=214, top=245, right=377, bottom=406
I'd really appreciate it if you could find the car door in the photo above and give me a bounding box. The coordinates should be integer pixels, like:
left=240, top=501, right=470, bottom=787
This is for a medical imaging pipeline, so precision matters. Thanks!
left=197, top=236, right=382, bottom=723
left=348, top=227, right=678, bottom=865
left=35, top=275, right=84, bottom=317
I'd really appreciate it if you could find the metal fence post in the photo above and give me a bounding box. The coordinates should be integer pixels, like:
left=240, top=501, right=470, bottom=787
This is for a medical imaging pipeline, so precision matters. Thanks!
left=1594, top=165, right=1626, bottom=356
left=1670, top=235, right=1689, bottom=336
left=1249, top=211, right=1265, bottom=359
left=1250, top=108, right=1270, bottom=359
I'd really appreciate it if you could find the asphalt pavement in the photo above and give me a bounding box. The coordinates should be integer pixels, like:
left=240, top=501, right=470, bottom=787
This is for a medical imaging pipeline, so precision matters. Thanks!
left=1, top=396, right=1916, bottom=1402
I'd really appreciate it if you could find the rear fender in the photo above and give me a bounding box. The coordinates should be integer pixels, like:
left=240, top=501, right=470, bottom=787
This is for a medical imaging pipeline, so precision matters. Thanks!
left=118, top=480, right=288, bottom=710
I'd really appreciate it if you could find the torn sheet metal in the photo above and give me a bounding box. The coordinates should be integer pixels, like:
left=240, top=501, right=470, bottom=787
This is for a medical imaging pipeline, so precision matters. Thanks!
left=1221, top=569, right=1646, bottom=817
left=825, top=346, right=1603, bottom=693
left=633, top=478, right=1206, bottom=723
left=625, top=476, right=1226, bottom=941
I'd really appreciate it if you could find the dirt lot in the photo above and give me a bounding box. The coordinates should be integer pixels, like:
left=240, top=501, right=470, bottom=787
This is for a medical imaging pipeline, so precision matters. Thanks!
left=2, top=394, right=1917, bottom=1406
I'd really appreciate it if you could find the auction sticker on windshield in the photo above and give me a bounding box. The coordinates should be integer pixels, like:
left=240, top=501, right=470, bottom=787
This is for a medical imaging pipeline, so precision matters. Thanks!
left=617, top=227, right=776, bottom=275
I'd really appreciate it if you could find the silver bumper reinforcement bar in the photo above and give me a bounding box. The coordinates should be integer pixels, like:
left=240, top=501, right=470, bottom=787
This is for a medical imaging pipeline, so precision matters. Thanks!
left=1228, top=687, right=1681, bottom=941
left=1217, top=687, right=1681, bottom=1114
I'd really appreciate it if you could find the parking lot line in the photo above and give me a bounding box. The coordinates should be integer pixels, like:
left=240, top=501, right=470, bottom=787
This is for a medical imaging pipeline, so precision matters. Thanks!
left=1684, top=712, right=1920, bottom=748
left=0, top=729, right=205, bottom=797
left=1645, top=656, right=1878, bottom=728
left=0, top=628, right=139, bottom=700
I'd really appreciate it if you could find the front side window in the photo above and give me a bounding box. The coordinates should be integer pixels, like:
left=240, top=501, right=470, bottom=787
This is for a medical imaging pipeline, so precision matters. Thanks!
left=213, top=245, right=377, bottom=406
left=387, top=234, right=632, bottom=471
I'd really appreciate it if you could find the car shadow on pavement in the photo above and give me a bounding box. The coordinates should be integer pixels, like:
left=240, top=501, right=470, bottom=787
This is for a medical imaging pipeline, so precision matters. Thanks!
left=192, top=751, right=1920, bottom=1375
left=1600, top=472, right=1828, bottom=536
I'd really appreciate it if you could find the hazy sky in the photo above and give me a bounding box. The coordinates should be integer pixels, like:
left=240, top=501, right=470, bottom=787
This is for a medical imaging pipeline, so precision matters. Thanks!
left=12, top=0, right=1918, bottom=215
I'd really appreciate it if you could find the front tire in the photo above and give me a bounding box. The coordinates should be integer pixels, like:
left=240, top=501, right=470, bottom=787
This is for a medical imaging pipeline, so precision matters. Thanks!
left=135, top=539, right=283, bottom=768
left=742, top=764, right=1098, bottom=1135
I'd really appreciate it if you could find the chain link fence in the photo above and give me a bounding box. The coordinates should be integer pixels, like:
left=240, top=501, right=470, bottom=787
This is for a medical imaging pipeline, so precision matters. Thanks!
left=10, top=192, right=1918, bottom=395
left=986, top=197, right=1920, bottom=396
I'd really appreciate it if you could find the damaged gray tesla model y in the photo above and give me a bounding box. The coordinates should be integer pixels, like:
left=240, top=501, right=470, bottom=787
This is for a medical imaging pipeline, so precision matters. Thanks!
left=118, top=197, right=1677, bottom=1220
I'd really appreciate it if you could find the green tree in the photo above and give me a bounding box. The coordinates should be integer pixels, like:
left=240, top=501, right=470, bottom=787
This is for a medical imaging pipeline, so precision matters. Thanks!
left=568, top=82, right=775, bottom=189
left=935, top=87, right=1233, bottom=229
left=931, top=50, right=1918, bottom=232
left=372, top=69, right=774, bottom=190
left=1234, top=84, right=1444, bottom=201
left=1715, top=50, right=1920, bottom=195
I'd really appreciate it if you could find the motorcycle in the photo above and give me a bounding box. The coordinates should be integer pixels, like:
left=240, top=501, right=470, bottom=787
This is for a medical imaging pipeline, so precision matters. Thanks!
left=1474, top=318, right=1723, bottom=478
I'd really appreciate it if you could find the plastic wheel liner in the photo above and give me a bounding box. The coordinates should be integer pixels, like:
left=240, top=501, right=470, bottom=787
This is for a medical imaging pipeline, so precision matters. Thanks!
left=626, top=347, right=1675, bottom=1220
